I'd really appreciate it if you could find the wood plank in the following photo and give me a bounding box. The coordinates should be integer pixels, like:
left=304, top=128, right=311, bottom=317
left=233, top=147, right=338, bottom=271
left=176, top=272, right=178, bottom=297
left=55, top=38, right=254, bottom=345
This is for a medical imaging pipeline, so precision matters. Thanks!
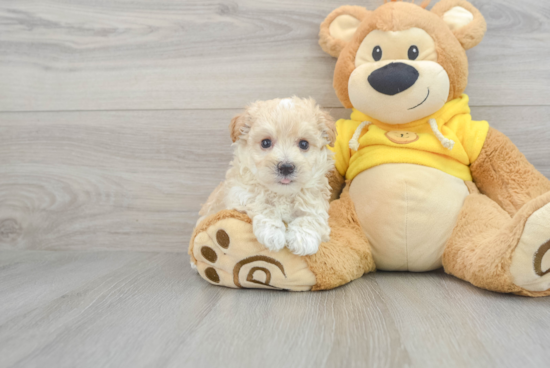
left=0, top=109, right=235, bottom=252
left=0, top=250, right=153, bottom=325
left=0, top=0, right=549, bottom=111
left=0, top=250, right=549, bottom=368
left=1, top=106, right=549, bottom=251
left=376, top=271, right=550, bottom=368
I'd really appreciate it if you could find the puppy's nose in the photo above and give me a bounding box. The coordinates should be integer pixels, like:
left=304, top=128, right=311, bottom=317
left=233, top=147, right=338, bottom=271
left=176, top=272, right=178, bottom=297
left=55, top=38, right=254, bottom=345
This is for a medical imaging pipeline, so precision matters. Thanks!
left=368, top=62, right=419, bottom=95
left=278, top=162, right=295, bottom=176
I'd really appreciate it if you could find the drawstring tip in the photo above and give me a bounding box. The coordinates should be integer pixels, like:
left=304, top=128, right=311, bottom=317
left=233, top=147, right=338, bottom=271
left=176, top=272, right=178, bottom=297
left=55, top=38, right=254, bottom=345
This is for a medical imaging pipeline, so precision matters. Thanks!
left=429, top=118, right=455, bottom=151
left=442, top=139, right=455, bottom=150
left=349, top=140, right=360, bottom=151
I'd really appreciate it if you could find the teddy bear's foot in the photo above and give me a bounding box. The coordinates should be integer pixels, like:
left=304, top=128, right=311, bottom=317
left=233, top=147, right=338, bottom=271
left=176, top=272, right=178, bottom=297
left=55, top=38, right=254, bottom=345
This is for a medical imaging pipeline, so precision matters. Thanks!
left=190, top=211, right=316, bottom=291
left=510, top=202, right=550, bottom=293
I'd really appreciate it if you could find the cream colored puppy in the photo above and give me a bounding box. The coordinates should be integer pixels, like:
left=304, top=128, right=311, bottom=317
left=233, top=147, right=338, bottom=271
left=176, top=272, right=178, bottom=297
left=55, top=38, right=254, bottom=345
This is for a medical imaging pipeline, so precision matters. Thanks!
left=199, top=97, right=336, bottom=256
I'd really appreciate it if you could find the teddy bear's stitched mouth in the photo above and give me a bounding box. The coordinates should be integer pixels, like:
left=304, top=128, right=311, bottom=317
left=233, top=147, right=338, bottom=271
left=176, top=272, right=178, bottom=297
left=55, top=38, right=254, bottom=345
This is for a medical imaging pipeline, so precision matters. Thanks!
left=408, top=88, right=430, bottom=110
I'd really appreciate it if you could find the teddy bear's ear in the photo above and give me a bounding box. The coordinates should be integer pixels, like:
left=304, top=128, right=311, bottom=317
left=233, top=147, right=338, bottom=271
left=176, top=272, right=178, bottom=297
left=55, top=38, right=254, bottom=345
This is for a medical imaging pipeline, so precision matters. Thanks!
left=431, top=0, right=487, bottom=50
left=229, top=113, right=251, bottom=143
left=319, top=6, right=370, bottom=58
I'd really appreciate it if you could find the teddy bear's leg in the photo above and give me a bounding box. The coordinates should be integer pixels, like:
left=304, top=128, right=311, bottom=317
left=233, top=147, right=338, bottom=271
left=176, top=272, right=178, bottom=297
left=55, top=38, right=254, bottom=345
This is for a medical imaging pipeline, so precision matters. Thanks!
left=189, top=187, right=375, bottom=291
left=442, top=183, right=550, bottom=296
left=471, top=128, right=550, bottom=216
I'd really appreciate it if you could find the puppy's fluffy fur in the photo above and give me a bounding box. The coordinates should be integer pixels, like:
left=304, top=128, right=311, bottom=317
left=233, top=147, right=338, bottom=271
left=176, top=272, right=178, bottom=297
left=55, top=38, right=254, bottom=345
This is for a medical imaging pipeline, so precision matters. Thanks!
left=199, top=97, right=336, bottom=255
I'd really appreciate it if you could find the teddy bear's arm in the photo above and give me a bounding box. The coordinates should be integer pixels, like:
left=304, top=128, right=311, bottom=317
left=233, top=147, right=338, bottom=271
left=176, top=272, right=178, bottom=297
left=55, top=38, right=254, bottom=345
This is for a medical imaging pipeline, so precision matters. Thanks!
left=328, top=168, right=345, bottom=201
left=470, top=128, right=550, bottom=216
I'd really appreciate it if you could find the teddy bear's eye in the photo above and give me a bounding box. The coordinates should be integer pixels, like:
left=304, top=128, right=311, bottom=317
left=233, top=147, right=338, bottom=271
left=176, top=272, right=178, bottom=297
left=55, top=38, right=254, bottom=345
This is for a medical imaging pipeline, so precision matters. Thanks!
left=372, top=46, right=382, bottom=61
left=408, top=45, right=419, bottom=60
left=261, top=139, right=272, bottom=149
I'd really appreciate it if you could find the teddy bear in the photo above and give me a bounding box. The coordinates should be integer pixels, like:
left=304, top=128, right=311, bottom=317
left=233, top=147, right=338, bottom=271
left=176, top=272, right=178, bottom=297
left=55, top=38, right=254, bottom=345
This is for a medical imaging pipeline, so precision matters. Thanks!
left=189, top=0, right=550, bottom=296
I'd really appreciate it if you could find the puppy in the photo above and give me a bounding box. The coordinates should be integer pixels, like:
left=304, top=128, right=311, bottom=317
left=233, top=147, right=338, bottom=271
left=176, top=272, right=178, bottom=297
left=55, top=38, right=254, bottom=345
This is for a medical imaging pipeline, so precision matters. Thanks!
left=199, top=97, right=336, bottom=255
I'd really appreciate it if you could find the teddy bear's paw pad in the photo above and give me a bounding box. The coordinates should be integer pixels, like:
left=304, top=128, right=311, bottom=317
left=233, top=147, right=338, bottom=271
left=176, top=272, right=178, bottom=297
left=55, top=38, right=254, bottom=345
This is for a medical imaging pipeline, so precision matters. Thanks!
left=192, top=217, right=316, bottom=291
left=510, top=202, right=550, bottom=292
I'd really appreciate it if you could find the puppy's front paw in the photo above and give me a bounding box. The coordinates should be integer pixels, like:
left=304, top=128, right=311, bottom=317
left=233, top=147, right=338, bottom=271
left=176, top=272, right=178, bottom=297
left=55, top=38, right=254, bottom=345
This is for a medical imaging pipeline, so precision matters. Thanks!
left=286, top=225, right=321, bottom=256
left=253, top=215, right=286, bottom=252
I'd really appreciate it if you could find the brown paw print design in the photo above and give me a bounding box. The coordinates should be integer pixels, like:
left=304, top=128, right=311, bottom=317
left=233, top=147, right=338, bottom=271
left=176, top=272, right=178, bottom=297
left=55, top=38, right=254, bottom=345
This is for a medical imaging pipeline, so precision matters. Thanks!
left=191, top=212, right=316, bottom=291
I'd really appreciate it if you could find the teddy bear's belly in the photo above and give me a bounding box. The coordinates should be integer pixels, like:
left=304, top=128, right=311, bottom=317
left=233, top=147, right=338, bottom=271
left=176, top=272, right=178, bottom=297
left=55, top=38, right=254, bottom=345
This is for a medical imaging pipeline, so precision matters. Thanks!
left=349, top=163, right=470, bottom=271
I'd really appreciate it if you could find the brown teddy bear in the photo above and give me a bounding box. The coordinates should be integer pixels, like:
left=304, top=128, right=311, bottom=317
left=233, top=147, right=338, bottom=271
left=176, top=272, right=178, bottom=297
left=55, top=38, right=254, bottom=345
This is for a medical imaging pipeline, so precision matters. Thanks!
left=189, top=0, right=550, bottom=296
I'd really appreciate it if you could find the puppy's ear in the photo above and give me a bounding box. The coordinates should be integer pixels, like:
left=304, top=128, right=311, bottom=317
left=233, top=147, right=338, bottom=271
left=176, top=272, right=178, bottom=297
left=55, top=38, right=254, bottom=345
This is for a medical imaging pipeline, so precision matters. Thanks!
left=229, top=113, right=250, bottom=143
left=431, top=0, right=487, bottom=50
left=318, top=110, right=336, bottom=147
left=319, top=6, right=370, bottom=58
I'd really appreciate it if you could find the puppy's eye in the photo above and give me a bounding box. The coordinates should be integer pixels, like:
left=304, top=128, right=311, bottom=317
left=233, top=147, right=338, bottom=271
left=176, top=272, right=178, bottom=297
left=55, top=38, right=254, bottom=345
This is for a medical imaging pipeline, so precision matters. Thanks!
left=299, top=140, right=309, bottom=150
left=261, top=139, right=272, bottom=149
left=372, top=46, right=382, bottom=61
left=408, top=45, right=419, bottom=60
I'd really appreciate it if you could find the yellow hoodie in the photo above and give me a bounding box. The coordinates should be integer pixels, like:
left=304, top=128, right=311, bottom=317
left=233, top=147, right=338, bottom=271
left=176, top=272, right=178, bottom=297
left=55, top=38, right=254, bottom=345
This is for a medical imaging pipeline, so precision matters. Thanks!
left=330, top=94, right=489, bottom=182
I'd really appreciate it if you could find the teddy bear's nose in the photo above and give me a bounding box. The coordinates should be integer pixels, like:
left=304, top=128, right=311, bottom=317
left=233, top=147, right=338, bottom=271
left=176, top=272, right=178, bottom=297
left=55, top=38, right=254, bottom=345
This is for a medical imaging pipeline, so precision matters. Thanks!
left=368, top=62, right=419, bottom=96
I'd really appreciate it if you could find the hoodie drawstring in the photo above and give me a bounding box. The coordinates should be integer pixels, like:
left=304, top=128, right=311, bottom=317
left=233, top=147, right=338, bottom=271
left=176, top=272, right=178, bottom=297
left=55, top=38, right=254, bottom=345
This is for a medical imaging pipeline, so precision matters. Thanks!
left=349, top=121, right=371, bottom=151
left=429, top=119, right=455, bottom=150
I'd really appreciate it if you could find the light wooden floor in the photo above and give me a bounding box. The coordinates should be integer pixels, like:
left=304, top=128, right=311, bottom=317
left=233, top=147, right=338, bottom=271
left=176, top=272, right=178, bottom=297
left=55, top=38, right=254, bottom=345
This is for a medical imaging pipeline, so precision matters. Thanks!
left=1, top=0, right=549, bottom=367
